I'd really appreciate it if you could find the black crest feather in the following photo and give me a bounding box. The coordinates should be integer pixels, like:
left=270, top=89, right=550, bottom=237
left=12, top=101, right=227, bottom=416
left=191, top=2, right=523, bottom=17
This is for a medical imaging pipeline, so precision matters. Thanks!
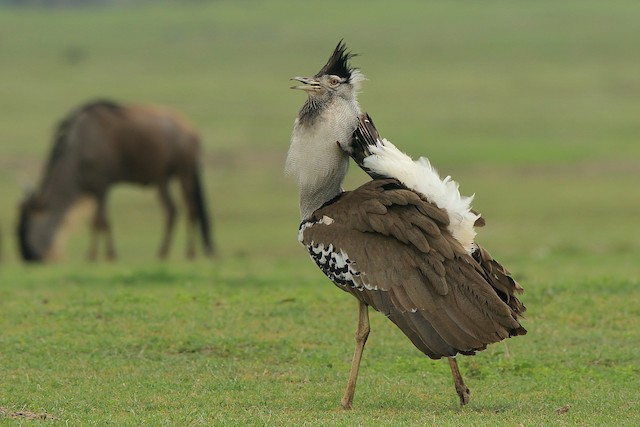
left=314, top=40, right=357, bottom=79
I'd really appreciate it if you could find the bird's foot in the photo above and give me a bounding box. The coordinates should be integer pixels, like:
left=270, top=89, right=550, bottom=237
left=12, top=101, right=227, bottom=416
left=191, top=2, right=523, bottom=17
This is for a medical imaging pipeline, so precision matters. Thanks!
left=456, top=384, right=471, bottom=406
left=339, top=398, right=353, bottom=410
left=447, top=357, right=470, bottom=406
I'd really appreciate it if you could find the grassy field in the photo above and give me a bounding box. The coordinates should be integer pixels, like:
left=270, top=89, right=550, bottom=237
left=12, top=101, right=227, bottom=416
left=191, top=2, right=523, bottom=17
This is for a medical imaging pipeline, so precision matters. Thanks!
left=1, top=1, right=639, bottom=425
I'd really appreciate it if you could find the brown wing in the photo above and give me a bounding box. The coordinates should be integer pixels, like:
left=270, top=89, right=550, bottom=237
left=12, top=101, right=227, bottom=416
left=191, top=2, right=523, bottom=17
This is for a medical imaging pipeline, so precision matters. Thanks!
left=300, top=178, right=526, bottom=360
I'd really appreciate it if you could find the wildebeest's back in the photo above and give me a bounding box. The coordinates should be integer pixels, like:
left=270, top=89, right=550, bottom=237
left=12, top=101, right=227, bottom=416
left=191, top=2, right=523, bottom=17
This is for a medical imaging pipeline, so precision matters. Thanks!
left=75, top=102, right=201, bottom=190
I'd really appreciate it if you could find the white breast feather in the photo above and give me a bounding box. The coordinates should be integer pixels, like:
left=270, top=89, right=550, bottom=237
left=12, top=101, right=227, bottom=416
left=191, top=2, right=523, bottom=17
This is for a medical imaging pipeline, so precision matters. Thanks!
left=362, top=139, right=479, bottom=253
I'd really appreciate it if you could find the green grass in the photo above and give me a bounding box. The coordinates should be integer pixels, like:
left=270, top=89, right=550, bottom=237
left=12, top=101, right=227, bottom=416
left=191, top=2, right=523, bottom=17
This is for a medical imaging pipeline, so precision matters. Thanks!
left=1, top=263, right=639, bottom=425
left=1, top=0, right=640, bottom=425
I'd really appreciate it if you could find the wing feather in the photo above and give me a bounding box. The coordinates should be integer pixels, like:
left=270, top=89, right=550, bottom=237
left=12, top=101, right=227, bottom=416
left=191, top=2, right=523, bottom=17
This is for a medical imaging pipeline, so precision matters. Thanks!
left=300, top=178, right=526, bottom=359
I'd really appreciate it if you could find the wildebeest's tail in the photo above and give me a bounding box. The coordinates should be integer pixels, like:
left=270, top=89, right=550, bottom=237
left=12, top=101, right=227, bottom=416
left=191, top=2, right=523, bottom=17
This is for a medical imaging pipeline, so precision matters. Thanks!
left=193, top=170, right=215, bottom=256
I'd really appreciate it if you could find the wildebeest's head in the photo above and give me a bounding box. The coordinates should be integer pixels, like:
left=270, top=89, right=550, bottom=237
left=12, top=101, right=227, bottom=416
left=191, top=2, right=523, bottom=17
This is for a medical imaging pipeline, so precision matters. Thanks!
left=17, top=192, right=54, bottom=262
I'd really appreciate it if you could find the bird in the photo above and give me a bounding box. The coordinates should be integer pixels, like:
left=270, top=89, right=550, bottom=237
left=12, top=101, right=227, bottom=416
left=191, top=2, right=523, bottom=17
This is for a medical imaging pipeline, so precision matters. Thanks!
left=285, top=41, right=526, bottom=409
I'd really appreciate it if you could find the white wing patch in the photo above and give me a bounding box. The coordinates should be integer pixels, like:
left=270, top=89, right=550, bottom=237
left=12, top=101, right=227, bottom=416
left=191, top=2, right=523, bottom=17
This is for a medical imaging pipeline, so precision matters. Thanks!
left=299, top=217, right=381, bottom=293
left=319, top=215, right=335, bottom=225
left=306, top=242, right=378, bottom=291
left=362, top=139, right=479, bottom=253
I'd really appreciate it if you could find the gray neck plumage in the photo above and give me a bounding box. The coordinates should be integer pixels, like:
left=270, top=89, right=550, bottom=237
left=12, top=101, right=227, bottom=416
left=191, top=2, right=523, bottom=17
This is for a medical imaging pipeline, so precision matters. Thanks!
left=286, top=96, right=360, bottom=221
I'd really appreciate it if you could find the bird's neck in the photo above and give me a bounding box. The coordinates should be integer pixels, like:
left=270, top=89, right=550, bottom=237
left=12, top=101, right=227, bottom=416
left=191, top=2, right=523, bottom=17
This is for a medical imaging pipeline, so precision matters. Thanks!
left=286, top=97, right=359, bottom=220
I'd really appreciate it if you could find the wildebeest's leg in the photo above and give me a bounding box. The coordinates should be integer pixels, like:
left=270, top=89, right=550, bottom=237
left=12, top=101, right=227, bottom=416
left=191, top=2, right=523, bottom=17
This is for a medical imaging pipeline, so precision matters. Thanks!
left=178, top=172, right=198, bottom=259
left=89, top=194, right=115, bottom=261
left=157, top=180, right=177, bottom=259
left=87, top=210, right=99, bottom=261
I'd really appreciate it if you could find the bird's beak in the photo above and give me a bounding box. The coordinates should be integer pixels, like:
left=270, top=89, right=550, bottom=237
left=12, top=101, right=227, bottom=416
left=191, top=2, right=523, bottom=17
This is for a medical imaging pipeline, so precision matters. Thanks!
left=290, top=76, right=321, bottom=92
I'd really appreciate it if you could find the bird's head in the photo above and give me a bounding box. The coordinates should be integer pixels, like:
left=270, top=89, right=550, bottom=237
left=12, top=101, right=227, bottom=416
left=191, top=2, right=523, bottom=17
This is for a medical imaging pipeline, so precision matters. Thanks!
left=291, top=40, right=365, bottom=103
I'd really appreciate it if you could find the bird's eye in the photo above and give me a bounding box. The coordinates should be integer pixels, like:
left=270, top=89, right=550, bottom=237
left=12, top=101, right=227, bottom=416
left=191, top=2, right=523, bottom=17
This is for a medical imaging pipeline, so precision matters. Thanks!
left=330, top=77, right=340, bottom=86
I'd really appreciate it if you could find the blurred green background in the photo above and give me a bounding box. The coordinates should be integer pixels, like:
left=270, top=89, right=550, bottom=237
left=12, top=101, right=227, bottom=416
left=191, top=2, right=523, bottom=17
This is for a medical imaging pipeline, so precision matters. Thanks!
left=0, top=0, right=638, bottom=278
left=0, top=1, right=639, bottom=424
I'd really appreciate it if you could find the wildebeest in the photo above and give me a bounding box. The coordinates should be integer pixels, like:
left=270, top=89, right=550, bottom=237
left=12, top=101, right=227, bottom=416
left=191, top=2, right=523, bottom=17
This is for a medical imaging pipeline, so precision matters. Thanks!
left=17, top=99, right=215, bottom=262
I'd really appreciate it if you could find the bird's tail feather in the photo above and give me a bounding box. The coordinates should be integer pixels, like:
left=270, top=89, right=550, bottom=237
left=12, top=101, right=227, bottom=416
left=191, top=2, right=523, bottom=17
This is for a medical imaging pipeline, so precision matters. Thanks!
left=350, top=112, right=481, bottom=253
left=351, top=113, right=388, bottom=179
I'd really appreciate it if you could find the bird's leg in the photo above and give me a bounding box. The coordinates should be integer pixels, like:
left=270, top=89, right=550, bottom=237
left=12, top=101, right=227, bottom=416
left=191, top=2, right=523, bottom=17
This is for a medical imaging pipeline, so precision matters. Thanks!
left=340, top=300, right=370, bottom=410
left=448, top=356, right=470, bottom=406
